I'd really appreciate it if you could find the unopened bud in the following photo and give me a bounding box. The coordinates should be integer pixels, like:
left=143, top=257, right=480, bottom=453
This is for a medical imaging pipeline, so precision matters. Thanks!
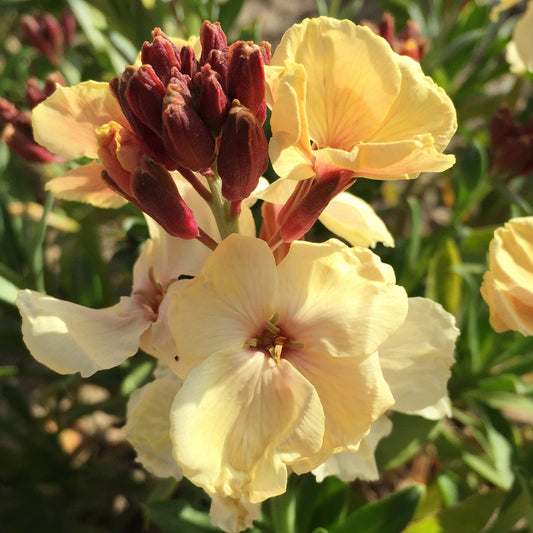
left=200, top=21, right=227, bottom=65
left=217, top=102, right=268, bottom=202
left=0, top=98, right=19, bottom=124
left=20, top=12, right=64, bottom=64
left=131, top=155, right=199, bottom=239
left=141, top=28, right=182, bottom=86
left=379, top=12, right=395, bottom=43
left=227, top=42, right=268, bottom=123
left=25, top=72, right=66, bottom=109
left=198, top=65, right=228, bottom=135
left=162, top=85, right=216, bottom=171
left=60, top=9, right=76, bottom=47
left=180, top=46, right=199, bottom=77
left=125, top=64, right=166, bottom=134
left=205, top=48, right=229, bottom=87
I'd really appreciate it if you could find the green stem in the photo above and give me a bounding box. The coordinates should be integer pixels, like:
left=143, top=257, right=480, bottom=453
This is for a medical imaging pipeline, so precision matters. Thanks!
left=269, top=491, right=297, bottom=533
left=206, top=170, right=240, bottom=240
left=30, top=191, right=54, bottom=293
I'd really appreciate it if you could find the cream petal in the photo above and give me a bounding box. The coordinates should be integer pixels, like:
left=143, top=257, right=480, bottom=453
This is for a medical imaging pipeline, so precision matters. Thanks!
left=378, top=297, right=458, bottom=415
left=272, top=18, right=401, bottom=147
left=368, top=55, right=457, bottom=153
left=124, top=376, right=183, bottom=480
left=32, top=81, right=126, bottom=159
left=254, top=177, right=297, bottom=205
left=267, top=62, right=315, bottom=181
left=314, top=137, right=455, bottom=181
left=16, top=290, right=150, bottom=377
left=287, top=349, right=394, bottom=472
left=319, top=191, right=394, bottom=248
left=169, top=348, right=324, bottom=503
left=209, top=495, right=261, bottom=533
left=276, top=240, right=408, bottom=358
left=168, top=235, right=277, bottom=375
left=507, top=1, right=533, bottom=74
left=45, top=161, right=127, bottom=208
left=312, top=416, right=393, bottom=482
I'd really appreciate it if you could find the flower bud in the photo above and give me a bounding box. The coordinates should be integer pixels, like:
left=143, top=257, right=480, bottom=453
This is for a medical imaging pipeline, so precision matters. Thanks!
left=25, top=72, right=66, bottom=109
left=205, top=48, right=229, bottom=87
left=131, top=156, right=199, bottom=239
left=180, top=46, right=199, bottom=78
left=162, top=84, right=216, bottom=171
left=217, top=101, right=268, bottom=202
left=200, top=21, right=228, bottom=65
left=60, top=9, right=76, bottom=47
left=125, top=64, right=166, bottom=134
left=141, top=28, right=182, bottom=86
left=0, top=98, right=19, bottom=124
left=227, top=42, right=268, bottom=123
left=20, top=12, right=64, bottom=65
left=198, top=65, right=229, bottom=135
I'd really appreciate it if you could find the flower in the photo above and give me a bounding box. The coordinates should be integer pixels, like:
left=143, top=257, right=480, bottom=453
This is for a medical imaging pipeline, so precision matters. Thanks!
left=506, top=1, right=533, bottom=75
left=16, top=179, right=217, bottom=377
left=481, top=216, right=533, bottom=336
left=168, top=233, right=408, bottom=503
left=313, top=296, right=459, bottom=482
left=265, top=17, right=457, bottom=184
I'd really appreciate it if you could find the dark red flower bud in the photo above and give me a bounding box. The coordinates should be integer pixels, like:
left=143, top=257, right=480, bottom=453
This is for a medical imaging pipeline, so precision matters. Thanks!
left=0, top=98, right=19, bottom=124
left=1, top=112, right=61, bottom=163
left=205, top=48, right=229, bottom=88
left=227, top=42, right=268, bottom=123
left=43, top=71, right=67, bottom=98
left=131, top=155, right=199, bottom=239
left=20, top=12, right=64, bottom=64
left=162, top=84, right=216, bottom=171
left=180, top=46, right=199, bottom=77
left=141, top=28, right=182, bottom=86
left=125, top=64, right=166, bottom=134
left=217, top=101, right=268, bottom=202
left=200, top=21, right=227, bottom=65
left=198, top=65, right=228, bottom=135
left=25, top=78, right=44, bottom=109
left=379, top=12, right=395, bottom=43
left=60, top=9, right=76, bottom=47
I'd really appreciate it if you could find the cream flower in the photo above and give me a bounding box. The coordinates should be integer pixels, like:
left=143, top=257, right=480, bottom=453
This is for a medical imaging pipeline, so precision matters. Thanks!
left=313, top=297, right=459, bottom=483
left=16, top=180, right=217, bottom=377
left=168, top=234, right=407, bottom=503
left=266, top=17, right=457, bottom=183
left=506, top=1, right=533, bottom=74
left=481, top=216, right=533, bottom=336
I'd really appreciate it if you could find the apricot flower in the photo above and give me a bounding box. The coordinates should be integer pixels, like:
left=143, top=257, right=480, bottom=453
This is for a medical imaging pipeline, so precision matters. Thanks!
left=265, top=17, right=457, bottom=183
left=168, top=234, right=407, bottom=503
left=481, top=216, right=533, bottom=336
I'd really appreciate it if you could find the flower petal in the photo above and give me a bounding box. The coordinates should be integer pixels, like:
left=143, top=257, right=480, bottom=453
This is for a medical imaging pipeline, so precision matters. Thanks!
left=169, top=348, right=324, bottom=503
left=124, top=376, right=183, bottom=479
left=169, top=235, right=277, bottom=376
left=45, top=161, right=127, bottom=208
left=271, top=18, right=401, bottom=147
left=312, top=416, right=393, bottom=482
left=17, top=290, right=150, bottom=377
left=378, top=297, right=458, bottom=415
left=32, top=81, right=126, bottom=159
left=506, top=1, right=533, bottom=74
left=319, top=191, right=394, bottom=248
left=276, top=239, right=408, bottom=358
left=287, top=350, right=394, bottom=471
left=209, top=495, right=261, bottom=533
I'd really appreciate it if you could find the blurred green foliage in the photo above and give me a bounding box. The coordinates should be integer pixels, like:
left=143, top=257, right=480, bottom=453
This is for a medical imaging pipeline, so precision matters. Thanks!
left=1, top=0, right=533, bottom=531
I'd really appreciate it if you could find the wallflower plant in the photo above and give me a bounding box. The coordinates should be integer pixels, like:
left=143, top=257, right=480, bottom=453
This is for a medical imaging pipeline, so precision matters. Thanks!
left=15, top=15, right=460, bottom=533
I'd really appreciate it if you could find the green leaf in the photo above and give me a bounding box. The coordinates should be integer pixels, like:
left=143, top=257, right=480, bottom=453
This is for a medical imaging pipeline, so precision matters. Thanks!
left=148, top=500, right=218, bottom=533
left=0, top=273, right=19, bottom=305
left=330, top=484, right=425, bottom=533
left=404, top=490, right=504, bottom=533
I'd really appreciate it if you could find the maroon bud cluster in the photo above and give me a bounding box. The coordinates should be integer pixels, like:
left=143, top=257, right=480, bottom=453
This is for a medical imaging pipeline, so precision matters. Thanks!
left=490, top=105, right=533, bottom=178
left=20, top=9, right=76, bottom=65
left=110, top=21, right=270, bottom=204
left=0, top=72, right=67, bottom=163
left=363, top=12, right=428, bottom=61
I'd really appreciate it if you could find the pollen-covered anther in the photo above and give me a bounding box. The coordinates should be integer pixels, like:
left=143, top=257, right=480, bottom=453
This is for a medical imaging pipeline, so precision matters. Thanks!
left=246, top=313, right=303, bottom=364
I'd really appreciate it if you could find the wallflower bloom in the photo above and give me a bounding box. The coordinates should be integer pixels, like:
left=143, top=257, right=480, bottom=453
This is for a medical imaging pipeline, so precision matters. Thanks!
left=481, top=216, right=533, bottom=336
left=16, top=179, right=217, bottom=377
left=168, top=233, right=408, bottom=503
left=265, top=17, right=457, bottom=184
left=506, top=1, right=533, bottom=75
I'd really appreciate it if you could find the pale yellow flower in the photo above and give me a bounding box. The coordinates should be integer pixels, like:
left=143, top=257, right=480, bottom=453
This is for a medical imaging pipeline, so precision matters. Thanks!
left=16, top=180, right=217, bottom=377
left=481, top=216, right=533, bottom=336
left=266, top=17, right=457, bottom=183
left=491, top=0, right=523, bottom=21
left=168, top=234, right=407, bottom=503
left=506, top=1, right=533, bottom=74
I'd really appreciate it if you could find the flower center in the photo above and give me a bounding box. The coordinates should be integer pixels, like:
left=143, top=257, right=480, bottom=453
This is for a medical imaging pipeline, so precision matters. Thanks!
left=133, top=267, right=178, bottom=320
left=245, top=313, right=303, bottom=364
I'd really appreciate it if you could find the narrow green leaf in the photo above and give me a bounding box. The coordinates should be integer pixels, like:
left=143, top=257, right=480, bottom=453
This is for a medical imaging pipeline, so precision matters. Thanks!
left=330, top=484, right=425, bottom=533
